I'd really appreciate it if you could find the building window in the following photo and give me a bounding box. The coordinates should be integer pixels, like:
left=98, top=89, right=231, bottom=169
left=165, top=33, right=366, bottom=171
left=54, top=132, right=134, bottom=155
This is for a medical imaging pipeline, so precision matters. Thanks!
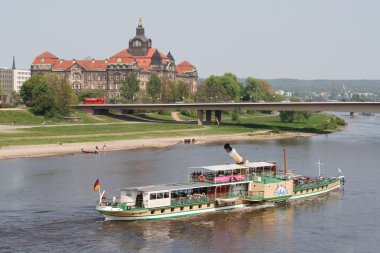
left=74, top=73, right=81, bottom=80
left=133, top=40, right=141, bottom=47
left=72, top=82, right=81, bottom=90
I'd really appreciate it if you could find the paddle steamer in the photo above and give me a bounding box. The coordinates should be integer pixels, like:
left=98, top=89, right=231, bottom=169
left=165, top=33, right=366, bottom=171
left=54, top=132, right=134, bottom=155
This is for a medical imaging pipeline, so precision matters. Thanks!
left=96, top=144, right=344, bottom=221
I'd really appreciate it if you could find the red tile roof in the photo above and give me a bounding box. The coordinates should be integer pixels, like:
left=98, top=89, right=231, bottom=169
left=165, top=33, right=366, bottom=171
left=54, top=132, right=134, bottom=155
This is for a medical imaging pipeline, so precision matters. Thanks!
left=52, top=60, right=107, bottom=71
left=76, top=60, right=107, bottom=70
left=108, top=49, right=136, bottom=64
left=32, top=51, right=59, bottom=65
left=32, top=47, right=184, bottom=73
left=176, top=61, right=195, bottom=75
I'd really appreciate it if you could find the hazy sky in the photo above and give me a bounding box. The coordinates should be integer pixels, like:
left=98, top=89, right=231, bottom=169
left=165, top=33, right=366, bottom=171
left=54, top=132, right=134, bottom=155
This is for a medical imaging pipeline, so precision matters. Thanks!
left=1, top=0, right=379, bottom=79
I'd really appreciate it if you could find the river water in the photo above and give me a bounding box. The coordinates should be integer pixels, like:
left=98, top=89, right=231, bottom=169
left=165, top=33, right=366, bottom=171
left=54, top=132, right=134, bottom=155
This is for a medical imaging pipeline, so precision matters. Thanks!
left=1, top=114, right=380, bottom=253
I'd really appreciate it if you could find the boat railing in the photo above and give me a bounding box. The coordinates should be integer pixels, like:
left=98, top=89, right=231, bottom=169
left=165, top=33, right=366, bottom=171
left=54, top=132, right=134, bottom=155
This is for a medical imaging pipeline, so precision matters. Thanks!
left=170, top=194, right=213, bottom=206
left=294, top=177, right=337, bottom=191
left=189, top=172, right=275, bottom=184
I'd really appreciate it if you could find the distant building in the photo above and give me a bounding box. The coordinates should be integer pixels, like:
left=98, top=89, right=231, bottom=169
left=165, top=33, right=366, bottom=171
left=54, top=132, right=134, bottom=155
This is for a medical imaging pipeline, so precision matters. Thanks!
left=30, top=18, right=198, bottom=98
left=276, top=90, right=292, bottom=98
left=0, top=56, right=30, bottom=104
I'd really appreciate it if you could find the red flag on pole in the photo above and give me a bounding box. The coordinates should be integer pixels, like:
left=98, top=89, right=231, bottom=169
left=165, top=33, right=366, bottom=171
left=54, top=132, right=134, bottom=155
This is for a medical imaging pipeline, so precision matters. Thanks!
left=94, top=179, right=100, bottom=192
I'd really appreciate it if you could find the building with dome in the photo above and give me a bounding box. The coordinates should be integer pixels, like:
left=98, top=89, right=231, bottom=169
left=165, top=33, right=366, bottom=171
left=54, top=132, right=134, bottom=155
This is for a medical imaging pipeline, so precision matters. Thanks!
left=30, top=18, right=198, bottom=98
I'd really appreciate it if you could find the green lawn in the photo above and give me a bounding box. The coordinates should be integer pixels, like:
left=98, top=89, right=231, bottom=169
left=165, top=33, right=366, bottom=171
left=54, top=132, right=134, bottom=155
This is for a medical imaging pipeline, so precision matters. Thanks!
left=0, top=109, right=123, bottom=125
left=0, top=110, right=345, bottom=147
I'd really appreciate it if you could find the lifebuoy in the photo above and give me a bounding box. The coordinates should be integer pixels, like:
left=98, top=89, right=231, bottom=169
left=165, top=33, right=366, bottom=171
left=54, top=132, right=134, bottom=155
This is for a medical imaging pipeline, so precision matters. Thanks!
left=198, top=174, right=206, bottom=181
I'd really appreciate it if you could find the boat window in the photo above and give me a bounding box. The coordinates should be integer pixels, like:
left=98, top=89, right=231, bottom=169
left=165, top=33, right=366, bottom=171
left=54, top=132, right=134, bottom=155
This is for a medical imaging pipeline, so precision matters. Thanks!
left=157, top=193, right=164, bottom=199
left=178, top=190, right=187, bottom=197
left=171, top=191, right=178, bottom=198
left=150, top=193, right=157, bottom=200
left=164, top=192, right=169, bottom=198
left=191, top=188, right=199, bottom=195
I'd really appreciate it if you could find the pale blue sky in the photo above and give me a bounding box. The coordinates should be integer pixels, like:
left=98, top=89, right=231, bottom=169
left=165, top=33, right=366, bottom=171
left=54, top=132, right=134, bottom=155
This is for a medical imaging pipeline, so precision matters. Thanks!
left=1, top=0, right=379, bottom=79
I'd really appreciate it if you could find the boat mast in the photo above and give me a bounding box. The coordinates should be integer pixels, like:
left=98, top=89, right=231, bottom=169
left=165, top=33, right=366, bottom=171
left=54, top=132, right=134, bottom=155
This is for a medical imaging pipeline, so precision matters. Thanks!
left=283, top=145, right=287, bottom=175
left=316, top=159, right=323, bottom=177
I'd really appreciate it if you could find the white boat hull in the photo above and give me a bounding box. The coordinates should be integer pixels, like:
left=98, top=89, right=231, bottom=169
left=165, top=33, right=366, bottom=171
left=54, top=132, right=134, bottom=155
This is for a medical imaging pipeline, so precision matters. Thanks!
left=289, top=184, right=341, bottom=200
left=101, top=204, right=246, bottom=221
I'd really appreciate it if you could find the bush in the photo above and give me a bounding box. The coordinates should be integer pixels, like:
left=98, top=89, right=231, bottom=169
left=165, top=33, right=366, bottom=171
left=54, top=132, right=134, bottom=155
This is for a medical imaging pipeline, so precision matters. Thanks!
left=181, top=110, right=197, bottom=118
left=231, top=112, right=239, bottom=122
left=157, top=110, right=171, bottom=115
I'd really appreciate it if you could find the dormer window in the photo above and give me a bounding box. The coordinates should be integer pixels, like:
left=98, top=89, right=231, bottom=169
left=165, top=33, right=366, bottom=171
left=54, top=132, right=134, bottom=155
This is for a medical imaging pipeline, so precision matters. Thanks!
left=117, top=58, right=121, bottom=63
left=41, top=58, right=45, bottom=63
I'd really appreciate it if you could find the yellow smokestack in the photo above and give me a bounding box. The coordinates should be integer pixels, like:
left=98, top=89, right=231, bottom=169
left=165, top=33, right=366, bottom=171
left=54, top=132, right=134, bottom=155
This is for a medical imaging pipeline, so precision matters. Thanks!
left=224, top=143, right=244, bottom=164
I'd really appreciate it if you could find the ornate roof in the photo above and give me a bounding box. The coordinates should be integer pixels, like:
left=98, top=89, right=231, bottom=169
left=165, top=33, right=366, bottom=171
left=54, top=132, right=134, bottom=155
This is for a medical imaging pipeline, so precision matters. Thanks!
left=32, top=51, right=59, bottom=65
left=176, top=61, right=196, bottom=75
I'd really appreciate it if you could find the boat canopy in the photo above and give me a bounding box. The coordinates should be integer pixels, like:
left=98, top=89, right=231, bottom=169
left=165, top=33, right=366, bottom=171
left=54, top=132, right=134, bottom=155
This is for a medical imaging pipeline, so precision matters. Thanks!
left=190, top=162, right=275, bottom=172
left=190, top=164, right=246, bottom=172
left=120, top=182, right=211, bottom=193
left=245, top=162, right=275, bottom=168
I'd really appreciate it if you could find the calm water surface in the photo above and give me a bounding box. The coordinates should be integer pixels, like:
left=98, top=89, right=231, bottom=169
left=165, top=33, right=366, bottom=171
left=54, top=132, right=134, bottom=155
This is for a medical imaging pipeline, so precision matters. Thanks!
left=1, top=114, right=380, bottom=252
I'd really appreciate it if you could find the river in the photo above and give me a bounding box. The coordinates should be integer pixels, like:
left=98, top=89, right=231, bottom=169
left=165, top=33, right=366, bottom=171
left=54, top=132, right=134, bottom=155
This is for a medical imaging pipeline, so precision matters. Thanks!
left=1, top=113, right=380, bottom=252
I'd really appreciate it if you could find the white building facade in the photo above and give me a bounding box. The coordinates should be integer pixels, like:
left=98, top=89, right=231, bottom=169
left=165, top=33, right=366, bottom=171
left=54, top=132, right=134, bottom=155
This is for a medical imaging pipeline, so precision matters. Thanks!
left=0, top=63, right=30, bottom=104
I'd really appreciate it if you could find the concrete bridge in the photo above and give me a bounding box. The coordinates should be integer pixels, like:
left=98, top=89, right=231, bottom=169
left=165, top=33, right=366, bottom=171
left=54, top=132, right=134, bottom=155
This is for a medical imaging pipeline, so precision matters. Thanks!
left=77, top=102, right=380, bottom=125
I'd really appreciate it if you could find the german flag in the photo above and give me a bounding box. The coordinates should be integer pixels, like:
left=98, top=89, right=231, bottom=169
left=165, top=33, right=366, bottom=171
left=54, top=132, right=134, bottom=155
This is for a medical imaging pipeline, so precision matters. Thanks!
left=93, top=179, right=100, bottom=192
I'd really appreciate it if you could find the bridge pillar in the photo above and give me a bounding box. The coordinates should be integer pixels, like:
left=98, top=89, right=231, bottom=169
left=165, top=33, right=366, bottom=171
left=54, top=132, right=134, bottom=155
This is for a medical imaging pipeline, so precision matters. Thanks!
left=197, top=110, right=204, bottom=125
left=205, top=110, right=212, bottom=125
left=215, top=110, right=222, bottom=125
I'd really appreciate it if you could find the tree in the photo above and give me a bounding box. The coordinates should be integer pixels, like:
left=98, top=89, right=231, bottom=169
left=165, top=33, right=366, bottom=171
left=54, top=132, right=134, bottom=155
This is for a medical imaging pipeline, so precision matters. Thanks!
left=242, top=78, right=279, bottom=102
left=10, top=91, right=21, bottom=105
left=146, top=74, right=162, bottom=101
left=30, top=82, right=55, bottom=116
left=120, top=73, right=140, bottom=101
left=20, top=73, right=76, bottom=117
left=0, top=86, right=4, bottom=104
left=161, top=78, right=190, bottom=103
left=279, top=111, right=311, bottom=123
left=43, top=74, right=76, bottom=115
left=196, top=73, right=241, bottom=102
left=20, top=74, right=44, bottom=106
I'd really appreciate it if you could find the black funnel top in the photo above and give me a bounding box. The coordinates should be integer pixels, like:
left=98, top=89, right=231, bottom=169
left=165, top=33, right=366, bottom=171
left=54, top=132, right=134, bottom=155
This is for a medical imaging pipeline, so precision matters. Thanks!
left=224, top=143, right=232, bottom=153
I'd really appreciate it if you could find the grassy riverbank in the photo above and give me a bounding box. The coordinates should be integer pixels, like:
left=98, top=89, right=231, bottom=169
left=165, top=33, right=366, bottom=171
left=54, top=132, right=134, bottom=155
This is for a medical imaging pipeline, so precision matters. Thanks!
left=0, top=109, right=345, bottom=147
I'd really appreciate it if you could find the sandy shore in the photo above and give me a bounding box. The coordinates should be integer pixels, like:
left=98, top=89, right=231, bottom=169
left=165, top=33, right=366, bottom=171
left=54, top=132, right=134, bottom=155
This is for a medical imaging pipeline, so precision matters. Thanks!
left=0, top=132, right=317, bottom=160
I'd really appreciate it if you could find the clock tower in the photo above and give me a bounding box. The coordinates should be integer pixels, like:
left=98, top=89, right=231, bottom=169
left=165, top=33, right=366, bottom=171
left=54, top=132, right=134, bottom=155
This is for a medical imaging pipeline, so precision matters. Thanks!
left=128, top=17, right=152, bottom=56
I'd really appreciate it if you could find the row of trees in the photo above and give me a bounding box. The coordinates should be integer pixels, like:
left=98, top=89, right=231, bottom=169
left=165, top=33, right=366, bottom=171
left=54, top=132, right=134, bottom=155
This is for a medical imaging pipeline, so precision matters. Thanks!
left=196, top=73, right=281, bottom=102
left=119, top=72, right=281, bottom=104
left=119, top=73, right=190, bottom=103
left=18, top=72, right=311, bottom=124
left=20, top=74, right=76, bottom=117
